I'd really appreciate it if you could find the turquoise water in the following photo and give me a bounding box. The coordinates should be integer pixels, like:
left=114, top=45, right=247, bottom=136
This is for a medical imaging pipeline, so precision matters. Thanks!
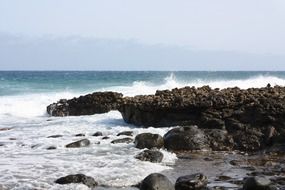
left=1, top=71, right=285, bottom=96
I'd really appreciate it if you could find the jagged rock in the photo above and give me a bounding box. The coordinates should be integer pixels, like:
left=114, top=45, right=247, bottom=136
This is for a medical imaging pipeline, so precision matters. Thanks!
left=175, top=173, right=208, bottom=190
left=164, top=126, right=209, bottom=151
left=65, top=139, right=90, bottom=148
left=135, top=133, right=164, bottom=149
left=55, top=174, right=98, bottom=188
left=111, top=137, right=133, bottom=144
left=117, top=131, right=133, bottom=136
left=135, top=149, right=163, bottom=163
left=140, top=173, right=174, bottom=190
left=47, top=91, right=123, bottom=116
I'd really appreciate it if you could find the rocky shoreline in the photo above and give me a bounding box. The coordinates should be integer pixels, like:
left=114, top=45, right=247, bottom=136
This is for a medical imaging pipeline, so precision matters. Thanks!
left=46, top=85, right=285, bottom=189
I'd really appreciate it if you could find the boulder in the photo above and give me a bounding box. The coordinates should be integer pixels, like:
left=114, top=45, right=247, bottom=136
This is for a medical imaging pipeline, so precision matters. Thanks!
left=140, top=173, right=174, bottom=190
left=65, top=139, right=90, bottom=148
left=135, top=133, right=164, bottom=149
left=47, top=91, right=123, bottom=116
left=164, top=126, right=209, bottom=151
left=175, top=173, right=208, bottom=190
left=135, top=149, right=163, bottom=163
left=55, top=174, right=98, bottom=188
left=243, top=177, right=274, bottom=190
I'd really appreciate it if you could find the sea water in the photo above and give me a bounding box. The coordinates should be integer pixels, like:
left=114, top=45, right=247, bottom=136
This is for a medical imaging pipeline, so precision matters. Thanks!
left=1, top=71, right=285, bottom=189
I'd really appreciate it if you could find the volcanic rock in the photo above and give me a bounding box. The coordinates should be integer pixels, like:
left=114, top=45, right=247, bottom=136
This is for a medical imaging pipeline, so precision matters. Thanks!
left=55, top=174, right=98, bottom=188
left=47, top=91, right=123, bottom=116
left=135, top=149, right=164, bottom=163
left=135, top=133, right=164, bottom=149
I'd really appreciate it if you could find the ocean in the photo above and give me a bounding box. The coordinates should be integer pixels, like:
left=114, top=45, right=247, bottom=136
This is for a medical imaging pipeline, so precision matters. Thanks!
left=1, top=71, right=285, bottom=189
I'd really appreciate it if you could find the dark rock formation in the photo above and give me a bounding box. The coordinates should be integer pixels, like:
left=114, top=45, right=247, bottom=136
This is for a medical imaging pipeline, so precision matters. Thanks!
left=47, top=85, right=285, bottom=151
left=135, top=133, right=164, bottom=149
left=135, top=149, right=164, bottom=163
left=140, top=173, right=174, bottom=190
left=47, top=91, right=123, bottom=116
left=55, top=174, right=98, bottom=188
left=175, top=173, right=208, bottom=190
left=65, top=139, right=90, bottom=148
left=111, top=137, right=133, bottom=144
left=119, top=86, right=285, bottom=151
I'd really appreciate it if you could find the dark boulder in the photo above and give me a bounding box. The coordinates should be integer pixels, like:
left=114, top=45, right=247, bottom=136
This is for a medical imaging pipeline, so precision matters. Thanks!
left=111, top=137, right=133, bottom=144
left=243, top=177, right=274, bottom=190
left=164, top=126, right=209, bottom=151
left=175, top=173, right=208, bottom=190
left=135, top=133, right=164, bottom=149
left=47, top=91, right=123, bottom=116
left=135, top=149, right=163, bottom=163
left=65, top=139, right=90, bottom=148
left=55, top=174, right=98, bottom=188
left=140, top=173, right=174, bottom=190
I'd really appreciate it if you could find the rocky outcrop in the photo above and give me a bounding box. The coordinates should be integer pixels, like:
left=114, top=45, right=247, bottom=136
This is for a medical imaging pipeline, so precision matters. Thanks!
left=47, top=86, right=285, bottom=151
left=119, top=86, right=285, bottom=151
left=47, top=91, right=123, bottom=116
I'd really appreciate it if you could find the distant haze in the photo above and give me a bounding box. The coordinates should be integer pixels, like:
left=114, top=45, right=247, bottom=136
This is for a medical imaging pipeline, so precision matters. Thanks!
left=0, top=0, right=285, bottom=70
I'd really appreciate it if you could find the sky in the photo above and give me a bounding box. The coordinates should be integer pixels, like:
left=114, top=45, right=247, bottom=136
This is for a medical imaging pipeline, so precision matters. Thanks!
left=0, top=0, right=285, bottom=70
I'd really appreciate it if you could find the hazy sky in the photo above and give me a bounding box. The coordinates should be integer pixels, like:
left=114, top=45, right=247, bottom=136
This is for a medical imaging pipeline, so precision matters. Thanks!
left=0, top=0, right=285, bottom=70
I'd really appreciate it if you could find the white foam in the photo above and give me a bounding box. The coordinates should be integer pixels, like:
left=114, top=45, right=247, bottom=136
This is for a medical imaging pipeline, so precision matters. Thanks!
left=0, top=111, right=176, bottom=189
left=104, top=73, right=285, bottom=96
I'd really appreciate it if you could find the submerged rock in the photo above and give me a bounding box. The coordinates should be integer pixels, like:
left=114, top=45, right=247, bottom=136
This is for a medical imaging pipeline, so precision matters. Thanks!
left=47, top=135, right=63, bottom=138
left=92, top=132, right=103, bottom=136
left=117, top=131, right=133, bottom=136
left=47, top=91, right=123, bottom=116
left=135, top=149, right=163, bottom=163
left=111, top=137, right=133, bottom=144
left=135, top=133, right=164, bottom=149
left=55, top=174, right=98, bottom=188
left=140, top=173, right=174, bottom=190
left=65, top=139, right=90, bottom=148
left=175, top=173, right=208, bottom=190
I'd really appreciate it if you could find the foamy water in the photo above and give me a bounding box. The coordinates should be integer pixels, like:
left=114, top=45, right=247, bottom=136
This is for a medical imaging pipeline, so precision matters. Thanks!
left=1, top=72, right=285, bottom=189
